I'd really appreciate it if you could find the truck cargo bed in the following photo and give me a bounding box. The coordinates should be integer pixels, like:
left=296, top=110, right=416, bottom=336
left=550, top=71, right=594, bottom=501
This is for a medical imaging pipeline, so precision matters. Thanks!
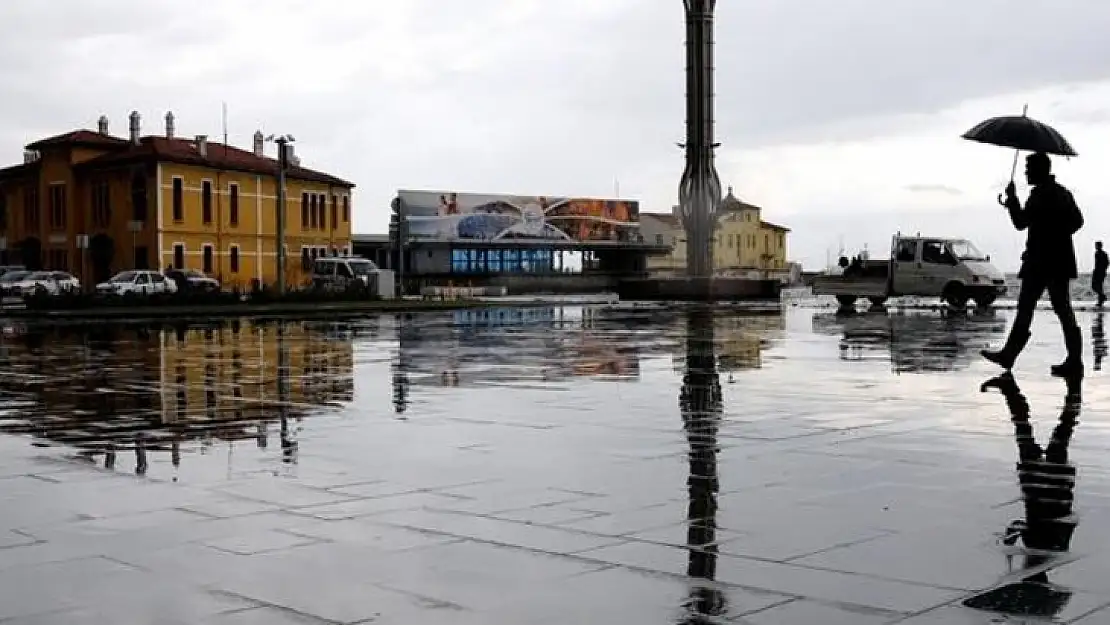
left=811, top=275, right=889, bottom=298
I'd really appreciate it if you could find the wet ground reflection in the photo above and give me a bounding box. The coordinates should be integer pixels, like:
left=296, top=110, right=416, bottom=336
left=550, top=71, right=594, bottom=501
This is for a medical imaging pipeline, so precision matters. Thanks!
left=1, top=305, right=1110, bottom=622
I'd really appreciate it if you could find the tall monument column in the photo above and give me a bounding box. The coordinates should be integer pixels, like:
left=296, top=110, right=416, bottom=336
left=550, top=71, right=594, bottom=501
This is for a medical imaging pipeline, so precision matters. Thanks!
left=678, top=0, right=722, bottom=278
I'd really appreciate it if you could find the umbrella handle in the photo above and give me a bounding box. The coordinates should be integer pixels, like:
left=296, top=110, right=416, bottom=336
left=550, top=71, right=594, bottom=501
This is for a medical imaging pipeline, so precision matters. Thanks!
left=998, top=193, right=1008, bottom=207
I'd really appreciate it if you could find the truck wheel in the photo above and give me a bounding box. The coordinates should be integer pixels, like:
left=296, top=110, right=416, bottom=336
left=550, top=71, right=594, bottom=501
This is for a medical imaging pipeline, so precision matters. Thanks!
left=869, top=296, right=887, bottom=309
left=973, top=294, right=997, bottom=309
left=836, top=295, right=857, bottom=309
left=944, top=283, right=968, bottom=310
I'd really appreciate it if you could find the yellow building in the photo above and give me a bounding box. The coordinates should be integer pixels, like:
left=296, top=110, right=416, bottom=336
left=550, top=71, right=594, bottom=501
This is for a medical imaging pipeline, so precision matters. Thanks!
left=713, top=187, right=789, bottom=273
left=639, top=186, right=790, bottom=276
left=0, top=111, right=354, bottom=290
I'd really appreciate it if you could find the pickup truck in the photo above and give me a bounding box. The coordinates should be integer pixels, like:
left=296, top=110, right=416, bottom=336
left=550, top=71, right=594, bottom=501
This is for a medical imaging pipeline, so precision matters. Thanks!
left=812, top=235, right=1007, bottom=310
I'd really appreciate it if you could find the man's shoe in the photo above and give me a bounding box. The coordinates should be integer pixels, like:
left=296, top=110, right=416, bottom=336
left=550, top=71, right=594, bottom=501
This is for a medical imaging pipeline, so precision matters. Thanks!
left=981, top=349, right=1016, bottom=369
left=981, top=331, right=1031, bottom=370
left=1051, top=360, right=1084, bottom=378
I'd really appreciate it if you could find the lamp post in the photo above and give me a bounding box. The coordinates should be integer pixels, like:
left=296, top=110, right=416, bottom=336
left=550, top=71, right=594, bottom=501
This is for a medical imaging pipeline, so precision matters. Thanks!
left=76, top=234, right=89, bottom=291
left=266, top=134, right=295, bottom=295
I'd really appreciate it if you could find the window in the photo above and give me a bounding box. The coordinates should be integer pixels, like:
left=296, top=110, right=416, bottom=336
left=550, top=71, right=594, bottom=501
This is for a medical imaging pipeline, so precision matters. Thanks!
left=172, top=178, right=183, bottom=222
left=228, top=183, right=239, bottom=226
left=91, top=181, right=110, bottom=227
left=131, top=172, right=147, bottom=222
left=201, top=180, right=213, bottom=224
left=202, top=244, right=214, bottom=273
left=22, top=186, right=38, bottom=230
left=319, top=194, right=328, bottom=229
left=0, top=193, right=6, bottom=230
left=47, top=249, right=67, bottom=270
left=134, top=246, right=149, bottom=270
left=173, top=243, right=185, bottom=269
left=331, top=195, right=338, bottom=229
left=309, top=194, right=317, bottom=229
left=342, top=195, right=349, bottom=222
left=301, top=192, right=309, bottom=227
left=895, top=240, right=916, bottom=262
left=48, top=183, right=66, bottom=230
left=229, top=245, right=240, bottom=273
left=764, top=234, right=769, bottom=251
left=922, top=240, right=955, bottom=265
left=301, top=247, right=310, bottom=270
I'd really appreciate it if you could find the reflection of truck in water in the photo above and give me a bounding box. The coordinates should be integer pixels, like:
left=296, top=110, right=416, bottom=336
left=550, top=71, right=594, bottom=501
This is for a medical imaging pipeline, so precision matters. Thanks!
left=812, top=311, right=1007, bottom=373
left=813, top=235, right=1007, bottom=310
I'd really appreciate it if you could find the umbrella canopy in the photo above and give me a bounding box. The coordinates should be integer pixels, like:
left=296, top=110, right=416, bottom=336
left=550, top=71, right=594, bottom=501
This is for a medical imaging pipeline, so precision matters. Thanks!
left=962, top=115, right=1077, bottom=157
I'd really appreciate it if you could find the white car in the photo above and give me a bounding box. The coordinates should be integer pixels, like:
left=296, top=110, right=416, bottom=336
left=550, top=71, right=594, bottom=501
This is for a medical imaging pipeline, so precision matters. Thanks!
left=5, top=271, right=62, bottom=297
left=96, top=270, right=178, bottom=297
left=49, top=271, right=80, bottom=293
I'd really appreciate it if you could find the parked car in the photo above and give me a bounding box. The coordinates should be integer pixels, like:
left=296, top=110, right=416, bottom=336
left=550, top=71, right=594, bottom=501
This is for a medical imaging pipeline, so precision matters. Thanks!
left=0, top=265, right=26, bottom=278
left=311, top=256, right=379, bottom=292
left=0, top=270, right=31, bottom=296
left=96, top=270, right=178, bottom=297
left=164, top=268, right=220, bottom=293
left=3, top=271, right=62, bottom=297
left=48, top=271, right=80, bottom=293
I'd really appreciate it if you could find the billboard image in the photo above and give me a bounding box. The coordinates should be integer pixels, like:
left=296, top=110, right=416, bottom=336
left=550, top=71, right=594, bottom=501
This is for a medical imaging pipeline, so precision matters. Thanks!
left=396, top=190, right=640, bottom=242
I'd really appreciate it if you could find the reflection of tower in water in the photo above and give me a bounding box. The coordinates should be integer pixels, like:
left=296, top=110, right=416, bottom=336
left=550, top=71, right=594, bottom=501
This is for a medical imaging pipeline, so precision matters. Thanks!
left=970, top=374, right=1081, bottom=619
left=678, top=308, right=726, bottom=621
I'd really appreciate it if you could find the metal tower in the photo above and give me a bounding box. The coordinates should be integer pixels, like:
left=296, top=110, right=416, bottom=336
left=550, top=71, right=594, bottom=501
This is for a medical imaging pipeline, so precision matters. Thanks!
left=678, top=0, right=722, bottom=278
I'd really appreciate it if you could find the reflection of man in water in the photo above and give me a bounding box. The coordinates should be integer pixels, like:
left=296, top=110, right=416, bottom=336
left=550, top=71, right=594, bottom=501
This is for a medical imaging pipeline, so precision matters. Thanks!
left=982, top=152, right=1084, bottom=377
left=1094, top=312, right=1106, bottom=371
left=973, top=373, right=1080, bottom=619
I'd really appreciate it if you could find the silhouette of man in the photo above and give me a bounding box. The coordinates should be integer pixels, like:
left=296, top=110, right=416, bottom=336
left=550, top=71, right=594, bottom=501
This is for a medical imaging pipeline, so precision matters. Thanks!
left=1093, top=241, right=1108, bottom=307
left=982, top=152, right=1084, bottom=377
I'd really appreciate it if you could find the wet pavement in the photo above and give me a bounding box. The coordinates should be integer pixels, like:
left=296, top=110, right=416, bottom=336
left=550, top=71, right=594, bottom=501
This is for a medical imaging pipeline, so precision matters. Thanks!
left=0, top=305, right=1108, bottom=623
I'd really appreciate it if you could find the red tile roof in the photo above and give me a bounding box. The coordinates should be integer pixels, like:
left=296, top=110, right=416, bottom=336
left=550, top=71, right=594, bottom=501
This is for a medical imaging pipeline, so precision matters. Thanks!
left=25, top=129, right=130, bottom=151
left=760, top=220, right=790, bottom=232
left=75, top=136, right=354, bottom=187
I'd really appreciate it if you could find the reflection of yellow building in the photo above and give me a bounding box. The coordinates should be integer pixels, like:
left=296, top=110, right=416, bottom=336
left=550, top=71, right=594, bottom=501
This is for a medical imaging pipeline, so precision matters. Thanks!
left=639, top=186, right=790, bottom=276
left=0, top=112, right=354, bottom=290
left=0, top=320, right=353, bottom=461
left=159, top=320, right=354, bottom=425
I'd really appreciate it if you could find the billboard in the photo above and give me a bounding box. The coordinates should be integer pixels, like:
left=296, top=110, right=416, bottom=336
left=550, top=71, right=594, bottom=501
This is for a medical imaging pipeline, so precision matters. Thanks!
left=395, top=190, right=640, bottom=242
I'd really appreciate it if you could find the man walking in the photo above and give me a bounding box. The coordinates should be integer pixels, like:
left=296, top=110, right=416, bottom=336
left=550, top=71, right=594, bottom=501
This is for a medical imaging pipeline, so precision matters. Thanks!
left=1093, top=242, right=1107, bottom=307
left=982, top=152, right=1085, bottom=377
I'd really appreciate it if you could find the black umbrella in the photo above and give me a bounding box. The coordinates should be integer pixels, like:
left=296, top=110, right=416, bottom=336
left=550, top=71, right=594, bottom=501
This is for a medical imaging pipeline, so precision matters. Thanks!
left=962, top=105, right=1077, bottom=203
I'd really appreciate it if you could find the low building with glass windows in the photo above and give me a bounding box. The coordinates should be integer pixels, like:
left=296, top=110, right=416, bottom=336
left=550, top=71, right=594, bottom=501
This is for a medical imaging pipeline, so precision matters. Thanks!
left=352, top=189, right=669, bottom=292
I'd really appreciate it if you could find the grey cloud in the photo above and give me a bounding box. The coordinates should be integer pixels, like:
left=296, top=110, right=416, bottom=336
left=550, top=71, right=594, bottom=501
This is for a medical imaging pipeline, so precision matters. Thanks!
left=2, top=0, right=1109, bottom=237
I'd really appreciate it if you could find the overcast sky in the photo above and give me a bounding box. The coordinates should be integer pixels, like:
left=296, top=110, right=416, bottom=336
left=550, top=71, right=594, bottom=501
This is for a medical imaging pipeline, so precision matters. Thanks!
left=3, top=0, right=1110, bottom=271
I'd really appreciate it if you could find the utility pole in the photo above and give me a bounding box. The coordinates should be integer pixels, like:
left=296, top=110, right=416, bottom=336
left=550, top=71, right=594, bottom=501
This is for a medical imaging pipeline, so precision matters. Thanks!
left=267, top=134, right=295, bottom=295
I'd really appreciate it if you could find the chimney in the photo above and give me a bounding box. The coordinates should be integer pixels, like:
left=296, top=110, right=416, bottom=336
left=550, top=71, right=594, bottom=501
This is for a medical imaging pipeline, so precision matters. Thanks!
left=252, top=130, right=264, bottom=157
left=128, top=110, right=141, bottom=145
left=165, top=111, right=175, bottom=139
left=285, top=144, right=300, bottom=167
left=23, top=150, right=39, bottom=164
left=195, top=135, right=208, bottom=158
left=97, top=115, right=109, bottom=136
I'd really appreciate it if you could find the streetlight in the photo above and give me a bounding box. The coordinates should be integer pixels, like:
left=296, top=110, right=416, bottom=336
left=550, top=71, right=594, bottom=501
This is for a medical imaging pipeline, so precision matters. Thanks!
left=265, top=134, right=295, bottom=295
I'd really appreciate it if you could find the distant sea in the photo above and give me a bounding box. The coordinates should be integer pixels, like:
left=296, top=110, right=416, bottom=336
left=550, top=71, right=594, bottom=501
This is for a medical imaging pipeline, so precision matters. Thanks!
left=787, top=273, right=1103, bottom=305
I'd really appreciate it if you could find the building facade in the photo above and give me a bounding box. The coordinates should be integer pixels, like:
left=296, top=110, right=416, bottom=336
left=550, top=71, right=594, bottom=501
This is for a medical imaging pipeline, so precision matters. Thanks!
left=0, top=112, right=354, bottom=290
left=639, top=186, right=790, bottom=278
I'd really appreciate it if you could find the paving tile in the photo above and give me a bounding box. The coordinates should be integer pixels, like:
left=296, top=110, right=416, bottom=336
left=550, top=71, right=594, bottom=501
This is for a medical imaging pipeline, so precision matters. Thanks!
left=372, top=508, right=621, bottom=553
left=204, top=529, right=321, bottom=555
left=738, top=598, right=902, bottom=625
left=202, top=605, right=334, bottom=624
left=281, top=518, right=461, bottom=551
